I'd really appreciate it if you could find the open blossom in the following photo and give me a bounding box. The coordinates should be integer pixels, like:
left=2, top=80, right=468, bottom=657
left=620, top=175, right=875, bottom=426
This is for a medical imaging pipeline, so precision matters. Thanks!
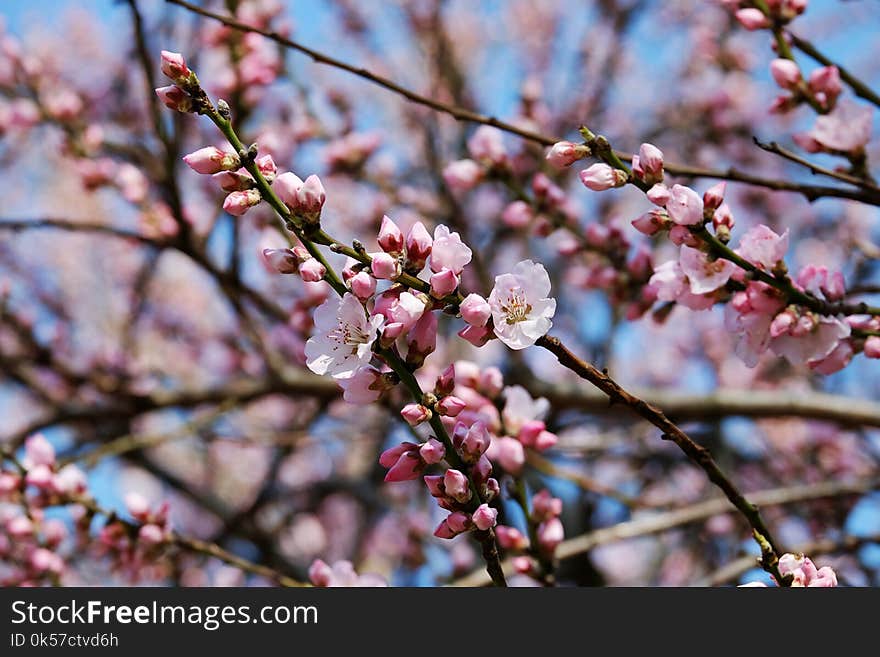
left=488, top=260, right=556, bottom=349
left=304, top=293, right=384, bottom=379
left=678, top=245, right=738, bottom=294
left=770, top=312, right=851, bottom=366
left=776, top=553, right=838, bottom=587
left=736, top=225, right=789, bottom=270
left=794, top=101, right=873, bottom=154
left=430, top=225, right=472, bottom=274
left=649, top=261, right=715, bottom=310
left=501, top=385, right=549, bottom=435
left=724, top=282, right=786, bottom=367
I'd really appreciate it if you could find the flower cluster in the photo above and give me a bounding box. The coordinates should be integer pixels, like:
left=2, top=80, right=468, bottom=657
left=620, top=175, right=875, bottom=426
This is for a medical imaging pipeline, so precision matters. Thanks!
left=740, top=553, right=838, bottom=587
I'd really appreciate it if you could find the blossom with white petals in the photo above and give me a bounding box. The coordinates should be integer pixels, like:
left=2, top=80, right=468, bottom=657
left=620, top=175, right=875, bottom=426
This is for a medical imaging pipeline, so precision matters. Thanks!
left=488, top=260, right=556, bottom=349
left=305, top=293, right=384, bottom=379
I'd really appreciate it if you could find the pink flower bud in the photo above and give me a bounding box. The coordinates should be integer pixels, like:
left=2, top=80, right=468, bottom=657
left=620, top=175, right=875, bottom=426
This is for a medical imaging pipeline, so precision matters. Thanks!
left=125, top=492, right=151, bottom=520
left=534, top=430, right=558, bottom=451
left=632, top=209, right=668, bottom=236
left=437, top=395, right=466, bottom=417
left=821, top=271, right=845, bottom=301
left=223, top=189, right=262, bottom=216
left=297, top=174, right=326, bottom=215
left=160, top=50, right=190, bottom=84
left=635, top=143, right=664, bottom=183
left=155, top=85, right=192, bottom=112
left=501, top=200, right=533, bottom=229
left=25, top=464, right=53, bottom=489
left=436, top=364, right=456, bottom=397
left=546, top=141, right=585, bottom=168
left=735, top=8, right=770, bottom=30
left=405, top=221, right=433, bottom=271
left=472, top=503, right=498, bottom=531
left=406, top=311, right=438, bottom=368
left=666, top=184, right=704, bottom=225
left=646, top=183, right=671, bottom=207
left=702, top=182, right=726, bottom=212
left=183, top=146, right=240, bottom=175
left=401, top=403, right=432, bottom=427
left=273, top=171, right=304, bottom=207
left=0, top=472, right=20, bottom=494
left=459, top=293, right=491, bottom=327
left=378, top=215, right=404, bottom=254
left=138, top=523, right=166, bottom=546
left=467, top=126, right=507, bottom=164
left=457, top=324, right=493, bottom=347
left=298, top=258, right=326, bottom=282
left=808, top=66, right=842, bottom=102
left=537, top=517, right=564, bottom=554
left=256, top=154, right=277, bottom=182
left=419, top=438, right=445, bottom=465
left=429, top=268, right=459, bottom=298
left=434, top=512, right=471, bottom=538
left=864, top=336, right=880, bottom=359
left=379, top=442, right=417, bottom=468
left=532, top=489, right=563, bottom=520
left=7, top=515, right=34, bottom=537
left=517, top=420, right=546, bottom=447
left=579, top=163, right=626, bottom=191
left=459, top=421, right=490, bottom=463
left=495, top=436, right=525, bottom=474
left=262, top=248, right=298, bottom=274
left=513, top=556, right=533, bottom=574
left=24, top=433, right=55, bottom=468
left=770, top=59, right=801, bottom=90
left=370, top=252, right=399, bottom=280
left=381, top=444, right=423, bottom=483
left=478, top=367, right=504, bottom=397
left=444, top=469, right=471, bottom=503
left=308, top=559, right=333, bottom=586
left=443, top=159, right=483, bottom=192
left=424, top=475, right=446, bottom=498
left=214, top=171, right=254, bottom=192
left=349, top=271, right=377, bottom=300
left=30, top=547, right=62, bottom=574
left=496, top=525, right=529, bottom=551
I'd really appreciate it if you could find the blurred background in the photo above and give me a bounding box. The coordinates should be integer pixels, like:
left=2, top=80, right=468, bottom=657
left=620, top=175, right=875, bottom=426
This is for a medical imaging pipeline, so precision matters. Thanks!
left=1, top=0, right=879, bottom=586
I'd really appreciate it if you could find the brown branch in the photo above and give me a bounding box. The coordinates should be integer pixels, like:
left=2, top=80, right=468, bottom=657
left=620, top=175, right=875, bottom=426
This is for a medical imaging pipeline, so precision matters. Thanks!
left=163, top=0, right=877, bottom=206
left=753, top=138, right=880, bottom=193
left=451, top=477, right=877, bottom=586
left=536, top=334, right=784, bottom=570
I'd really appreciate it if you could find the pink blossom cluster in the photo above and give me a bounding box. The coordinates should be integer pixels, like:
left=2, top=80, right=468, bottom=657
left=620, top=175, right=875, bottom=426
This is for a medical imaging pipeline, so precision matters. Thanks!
left=379, top=362, right=559, bottom=544
left=307, top=559, right=387, bottom=587
left=740, top=552, right=838, bottom=587
left=496, top=488, right=565, bottom=577
left=729, top=1, right=807, bottom=31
